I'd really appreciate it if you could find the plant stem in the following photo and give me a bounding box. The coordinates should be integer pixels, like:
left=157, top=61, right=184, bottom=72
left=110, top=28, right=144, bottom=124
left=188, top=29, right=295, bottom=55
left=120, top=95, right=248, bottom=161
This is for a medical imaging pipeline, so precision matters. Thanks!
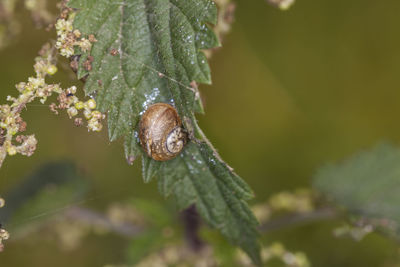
left=260, top=207, right=338, bottom=233
left=181, top=205, right=204, bottom=251
left=65, top=207, right=143, bottom=237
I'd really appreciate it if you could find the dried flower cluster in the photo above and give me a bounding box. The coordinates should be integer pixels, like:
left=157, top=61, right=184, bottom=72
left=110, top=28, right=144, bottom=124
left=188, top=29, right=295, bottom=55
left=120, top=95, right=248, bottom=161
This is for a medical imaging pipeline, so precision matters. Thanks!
left=0, top=44, right=57, bottom=167
left=55, top=12, right=95, bottom=58
left=133, top=245, right=216, bottom=267
left=49, top=86, right=105, bottom=132
left=0, top=197, right=9, bottom=252
left=252, top=189, right=315, bottom=224
left=204, top=0, right=236, bottom=59
left=333, top=215, right=400, bottom=242
left=0, top=39, right=104, bottom=167
left=213, top=0, right=236, bottom=37
left=333, top=223, right=374, bottom=242
left=238, top=242, right=310, bottom=267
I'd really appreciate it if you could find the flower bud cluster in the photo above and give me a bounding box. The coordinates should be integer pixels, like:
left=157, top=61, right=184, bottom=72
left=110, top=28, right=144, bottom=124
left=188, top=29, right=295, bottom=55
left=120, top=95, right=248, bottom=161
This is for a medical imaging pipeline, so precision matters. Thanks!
left=0, top=44, right=60, bottom=167
left=55, top=13, right=97, bottom=58
left=50, top=88, right=105, bottom=132
left=252, top=189, right=314, bottom=224
left=0, top=41, right=105, bottom=168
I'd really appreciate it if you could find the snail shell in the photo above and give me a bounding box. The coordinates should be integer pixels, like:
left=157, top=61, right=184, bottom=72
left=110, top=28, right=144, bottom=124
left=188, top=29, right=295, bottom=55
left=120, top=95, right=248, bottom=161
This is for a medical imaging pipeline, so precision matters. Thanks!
left=139, top=103, right=187, bottom=161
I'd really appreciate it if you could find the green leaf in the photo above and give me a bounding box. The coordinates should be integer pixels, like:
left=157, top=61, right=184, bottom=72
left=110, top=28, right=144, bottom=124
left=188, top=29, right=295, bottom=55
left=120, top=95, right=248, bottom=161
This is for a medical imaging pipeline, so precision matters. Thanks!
left=68, top=0, right=260, bottom=263
left=126, top=230, right=166, bottom=264
left=0, top=161, right=88, bottom=230
left=68, top=0, right=219, bottom=143
left=142, top=154, right=162, bottom=183
left=314, top=143, right=400, bottom=238
left=158, top=142, right=260, bottom=263
left=125, top=199, right=174, bottom=264
left=128, top=198, right=173, bottom=227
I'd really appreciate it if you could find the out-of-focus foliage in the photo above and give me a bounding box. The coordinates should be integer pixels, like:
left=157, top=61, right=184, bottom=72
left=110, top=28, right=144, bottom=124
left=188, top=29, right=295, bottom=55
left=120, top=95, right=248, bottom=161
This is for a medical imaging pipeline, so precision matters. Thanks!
left=314, top=143, right=400, bottom=240
left=0, top=0, right=20, bottom=49
left=253, top=189, right=315, bottom=224
left=24, top=0, right=54, bottom=27
left=122, top=199, right=176, bottom=264
left=0, top=161, right=88, bottom=231
left=1, top=163, right=313, bottom=267
left=0, top=0, right=54, bottom=50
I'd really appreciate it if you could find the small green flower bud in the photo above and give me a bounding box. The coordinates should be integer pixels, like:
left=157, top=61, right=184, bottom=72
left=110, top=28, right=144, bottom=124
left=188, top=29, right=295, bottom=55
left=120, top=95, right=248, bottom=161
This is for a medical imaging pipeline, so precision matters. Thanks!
left=79, top=39, right=92, bottom=52
left=86, top=99, right=96, bottom=110
left=75, top=101, right=84, bottom=110
left=16, top=82, right=26, bottom=92
left=73, top=29, right=81, bottom=38
left=68, top=86, right=77, bottom=95
left=7, top=146, right=17, bottom=156
left=46, top=65, right=58, bottom=75
left=91, top=110, right=103, bottom=120
left=5, top=116, right=14, bottom=125
left=83, top=109, right=92, bottom=119
left=10, top=127, right=18, bottom=136
left=67, top=107, right=78, bottom=118
left=37, top=90, right=45, bottom=97
left=68, top=96, right=79, bottom=105
left=40, top=97, right=47, bottom=104
left=28, top=77, right=45, bottom=88
left=88, top=118, right=103, bottom=132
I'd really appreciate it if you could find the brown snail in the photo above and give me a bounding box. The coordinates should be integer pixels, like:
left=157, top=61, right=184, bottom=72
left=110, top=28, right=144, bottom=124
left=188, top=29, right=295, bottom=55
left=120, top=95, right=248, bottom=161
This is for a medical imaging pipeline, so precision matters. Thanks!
left=139, top=103, right=187, bottom=161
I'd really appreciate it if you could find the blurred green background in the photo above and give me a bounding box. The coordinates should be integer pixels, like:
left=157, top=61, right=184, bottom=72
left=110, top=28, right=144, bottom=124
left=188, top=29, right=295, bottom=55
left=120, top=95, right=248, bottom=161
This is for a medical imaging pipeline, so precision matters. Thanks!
left=2, top=0, right=400, bottom=266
